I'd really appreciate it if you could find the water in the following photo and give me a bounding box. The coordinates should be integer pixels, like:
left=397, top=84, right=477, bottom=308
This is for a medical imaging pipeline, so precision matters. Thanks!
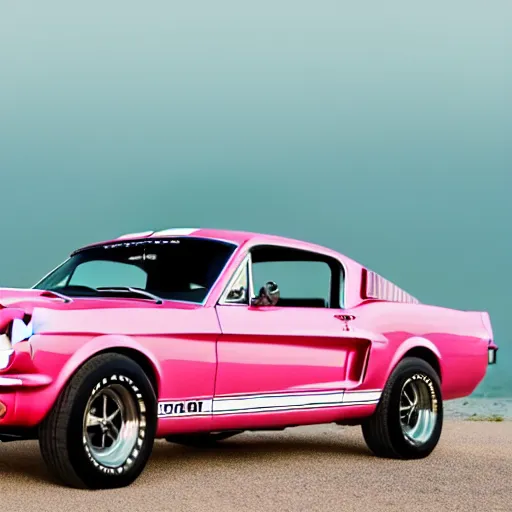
left=0, top=1, right=510, bottom=400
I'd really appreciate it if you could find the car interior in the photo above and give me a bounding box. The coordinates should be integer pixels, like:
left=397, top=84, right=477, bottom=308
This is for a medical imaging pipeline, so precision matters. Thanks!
left=247, top=245, right=344, bottom=309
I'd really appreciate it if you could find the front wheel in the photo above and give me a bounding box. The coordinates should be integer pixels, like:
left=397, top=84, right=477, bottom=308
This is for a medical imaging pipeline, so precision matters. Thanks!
left=361, top=356, right=443, bottom=459
left=39, top=353, right=157, bottom=489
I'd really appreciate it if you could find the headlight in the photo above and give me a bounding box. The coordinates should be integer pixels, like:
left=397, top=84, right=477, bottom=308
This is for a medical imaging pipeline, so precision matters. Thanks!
left=0, top=318, right=33, bottom=371
left=0, top=344, right=14, bottom=370
left=9, top=317, right=33, bottom=346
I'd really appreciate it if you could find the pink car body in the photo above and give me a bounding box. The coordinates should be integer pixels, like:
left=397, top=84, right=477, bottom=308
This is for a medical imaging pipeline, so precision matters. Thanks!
left=0, top=228, right=497, bottom=439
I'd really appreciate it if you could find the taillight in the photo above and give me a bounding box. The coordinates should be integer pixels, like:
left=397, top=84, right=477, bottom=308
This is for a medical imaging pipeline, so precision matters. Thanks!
left=488, top=340, right=498, bottom=365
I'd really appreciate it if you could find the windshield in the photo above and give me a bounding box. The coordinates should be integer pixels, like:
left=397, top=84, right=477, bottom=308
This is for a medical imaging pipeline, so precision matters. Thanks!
left=33, top=237, right=237, bottom=304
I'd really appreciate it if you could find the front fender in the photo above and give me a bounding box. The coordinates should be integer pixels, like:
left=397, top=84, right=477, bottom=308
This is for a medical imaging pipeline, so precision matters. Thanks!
left=53, top=334, right=163, bottom=394
left=11, top=334, right=163, bottom=427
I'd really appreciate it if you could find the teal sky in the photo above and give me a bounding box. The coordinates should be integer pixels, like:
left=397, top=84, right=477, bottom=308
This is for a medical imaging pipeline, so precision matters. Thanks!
left=1, top=1, right=510, bottom=396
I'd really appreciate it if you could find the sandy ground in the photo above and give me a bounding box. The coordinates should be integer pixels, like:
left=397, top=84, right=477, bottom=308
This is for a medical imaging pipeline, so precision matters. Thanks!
left=0, top=420, right=510, bottom=512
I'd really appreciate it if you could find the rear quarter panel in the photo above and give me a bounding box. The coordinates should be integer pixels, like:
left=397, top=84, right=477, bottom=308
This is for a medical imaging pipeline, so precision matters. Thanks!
left=352, top=301, right=491, bottom=400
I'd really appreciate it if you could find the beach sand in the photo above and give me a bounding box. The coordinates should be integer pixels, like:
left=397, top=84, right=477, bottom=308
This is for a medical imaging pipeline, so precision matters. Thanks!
left=0, top=419, right=510, bottom=512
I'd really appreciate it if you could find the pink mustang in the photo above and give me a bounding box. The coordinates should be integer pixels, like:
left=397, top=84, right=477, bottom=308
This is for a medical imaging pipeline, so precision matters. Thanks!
left=0, top=228, right=498, bottom=489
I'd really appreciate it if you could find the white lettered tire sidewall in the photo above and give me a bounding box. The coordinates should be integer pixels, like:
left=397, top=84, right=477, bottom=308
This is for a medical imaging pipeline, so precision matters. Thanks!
left=361, top=356, right=443, bottom=460
left=81, top=373, right=148, bottom=476
left=401, top=371, right=440, bottom=443
left=39, top=353, right=157, bottom=489
left=61, top=354, right=157, bottom=488
left=388, top=359, right=443, bottom=457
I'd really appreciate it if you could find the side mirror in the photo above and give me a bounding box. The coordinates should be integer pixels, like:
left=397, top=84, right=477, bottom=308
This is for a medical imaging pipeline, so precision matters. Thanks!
left=251, top=281, right=280, bottom=307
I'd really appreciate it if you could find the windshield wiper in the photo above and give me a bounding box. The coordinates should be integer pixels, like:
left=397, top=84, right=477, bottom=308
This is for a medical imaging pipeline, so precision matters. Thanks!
left=96, top=287, right=164, bottom=304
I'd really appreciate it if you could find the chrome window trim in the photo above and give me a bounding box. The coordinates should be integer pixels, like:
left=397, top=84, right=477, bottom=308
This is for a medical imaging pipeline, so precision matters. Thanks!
left=340, top=267, right=346, bottom=309
left=218, top=253, right=251, bottom=306
left=248, top=252, right=255, bottom=300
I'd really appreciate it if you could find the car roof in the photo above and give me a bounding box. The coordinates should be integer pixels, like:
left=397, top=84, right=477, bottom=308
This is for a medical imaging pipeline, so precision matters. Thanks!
left=76, top=227, right=359, bottom=264
left=72, top=228, right=420, bottom=307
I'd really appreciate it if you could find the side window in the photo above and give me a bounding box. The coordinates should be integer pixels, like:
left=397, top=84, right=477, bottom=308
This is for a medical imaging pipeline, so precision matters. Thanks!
left=250, top=245, right=338, bottom=308
left=252, top=261, right=331, bottom=303
left=68, top=260, right=147, bottom=290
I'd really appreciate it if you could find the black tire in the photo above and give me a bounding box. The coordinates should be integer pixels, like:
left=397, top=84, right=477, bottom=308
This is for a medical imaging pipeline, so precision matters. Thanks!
left=361, top=356, right=443, bottom=459
left=39, top=353, right=157, bottom=489
left=165, top=431, right=242, bottom=447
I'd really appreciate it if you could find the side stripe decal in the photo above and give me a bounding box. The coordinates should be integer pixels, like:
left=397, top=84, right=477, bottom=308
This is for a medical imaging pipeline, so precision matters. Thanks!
left=157, top=390, right=381, bottom=418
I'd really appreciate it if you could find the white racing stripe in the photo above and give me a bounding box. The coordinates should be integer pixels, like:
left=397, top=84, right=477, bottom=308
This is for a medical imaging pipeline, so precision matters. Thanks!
left=158, top=390, right=381, bottom=418
left=117, top=230, right=155, bottom=239
left=342, top=390, right=382, bottom=403
left=152, top=228, right=199, bottom=236
left=213, top=391, right=346, bottom=415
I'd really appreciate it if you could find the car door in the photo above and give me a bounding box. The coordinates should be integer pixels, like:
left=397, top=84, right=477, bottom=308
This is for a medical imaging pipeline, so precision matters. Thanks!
left=213, top=245, right=371, bottom=430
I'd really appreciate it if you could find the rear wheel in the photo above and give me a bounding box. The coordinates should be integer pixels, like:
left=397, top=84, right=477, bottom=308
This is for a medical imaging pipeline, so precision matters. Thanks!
left=361, top=357, right=443, bottom=459
left=39, top=353, right=157, bottom=489
left=165, top=431, right=242, bottom=447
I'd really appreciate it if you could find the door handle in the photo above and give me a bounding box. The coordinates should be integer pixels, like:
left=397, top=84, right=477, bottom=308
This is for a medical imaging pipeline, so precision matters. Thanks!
left=335, top=314, right=356, bottom=322
left=334, top=314, right=356, bottom=331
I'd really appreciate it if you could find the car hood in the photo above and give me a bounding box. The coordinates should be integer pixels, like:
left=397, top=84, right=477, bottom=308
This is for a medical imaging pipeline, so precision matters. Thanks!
left=0, top=287, right=215, bottom=338
left=0, top=287, right=201, bottom=310
left=0, top=287, right=56, bottom=307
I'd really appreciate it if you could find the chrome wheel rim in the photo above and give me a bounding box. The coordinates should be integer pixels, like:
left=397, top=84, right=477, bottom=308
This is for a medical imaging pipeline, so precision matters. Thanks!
left=83, top=384, right=140, bottom=468
left=400, top=377, right=437, bottom=445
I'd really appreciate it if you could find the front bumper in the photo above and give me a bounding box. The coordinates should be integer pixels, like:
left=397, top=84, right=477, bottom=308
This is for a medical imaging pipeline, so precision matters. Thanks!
left=0, top=374, right=53, bottom=427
